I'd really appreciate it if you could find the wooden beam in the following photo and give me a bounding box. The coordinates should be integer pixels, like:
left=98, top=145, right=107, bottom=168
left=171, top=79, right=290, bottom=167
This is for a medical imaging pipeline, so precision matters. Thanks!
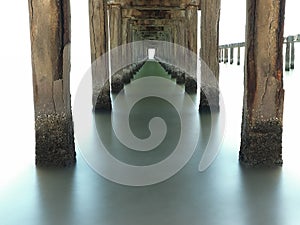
left=111, top=0, right=200, bottom=9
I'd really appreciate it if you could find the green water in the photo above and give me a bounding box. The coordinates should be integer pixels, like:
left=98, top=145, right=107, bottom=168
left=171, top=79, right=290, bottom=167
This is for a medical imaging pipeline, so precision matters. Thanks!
left=133, top=60, right=170, bottom=79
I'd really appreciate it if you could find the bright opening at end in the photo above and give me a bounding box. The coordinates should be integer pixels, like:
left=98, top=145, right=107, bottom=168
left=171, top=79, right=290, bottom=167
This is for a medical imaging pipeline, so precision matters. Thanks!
left=148, top=48, right=156, bottom=60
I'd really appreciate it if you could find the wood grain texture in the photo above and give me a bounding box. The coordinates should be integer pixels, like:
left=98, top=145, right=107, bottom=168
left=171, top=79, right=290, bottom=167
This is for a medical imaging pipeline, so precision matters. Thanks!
left=240, top=0, right=286, bottom=167
left=28, top=0, right=75, bottom=167
left=29, top=0, right=71, bottom=115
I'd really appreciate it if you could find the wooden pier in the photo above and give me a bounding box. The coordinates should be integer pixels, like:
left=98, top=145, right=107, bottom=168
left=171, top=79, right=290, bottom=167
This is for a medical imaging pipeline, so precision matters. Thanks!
left=219, top=34, right=300, bottom=71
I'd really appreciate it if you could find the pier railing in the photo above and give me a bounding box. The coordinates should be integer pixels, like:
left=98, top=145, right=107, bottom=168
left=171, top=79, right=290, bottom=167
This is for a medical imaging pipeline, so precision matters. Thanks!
left=219, top=34, right=300, bottom=71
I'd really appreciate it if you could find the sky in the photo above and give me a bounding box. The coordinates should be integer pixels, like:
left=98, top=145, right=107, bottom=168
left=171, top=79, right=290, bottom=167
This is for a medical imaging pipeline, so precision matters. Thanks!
left=219, top=0, right=299, bottom=45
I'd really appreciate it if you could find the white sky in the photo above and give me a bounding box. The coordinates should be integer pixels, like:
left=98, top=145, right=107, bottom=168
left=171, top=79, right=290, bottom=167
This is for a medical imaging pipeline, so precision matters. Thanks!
left=219, top=0, right=299, bottom=44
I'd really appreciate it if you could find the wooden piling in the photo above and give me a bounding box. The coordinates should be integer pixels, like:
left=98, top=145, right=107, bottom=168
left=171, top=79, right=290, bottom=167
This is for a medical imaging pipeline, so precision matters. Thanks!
left=240, top=0, right=286, bottom=167
left=230, top=47, right=234, bottom=64
left=28, top=0, right=76, bottom=167
left=237, top=46, right=241, bottom=65
left=291, top=39, right=295, bottom=70
left=200, top=0, right=221, bottom=111
left=285, top=36, right=291, bottom=71
left=89, top=0, right=111, bottom=110
left=186, top=4, right=198, bottom=74
left=224, top=47, right=228, bottom=63
left=221, top=48, right=224, bottom=62
left=109, top=4, right=122, bottom=69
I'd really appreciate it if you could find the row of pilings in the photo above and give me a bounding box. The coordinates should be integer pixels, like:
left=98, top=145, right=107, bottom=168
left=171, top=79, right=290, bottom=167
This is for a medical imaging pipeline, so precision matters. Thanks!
left=218, top=34, right=300, bottom=71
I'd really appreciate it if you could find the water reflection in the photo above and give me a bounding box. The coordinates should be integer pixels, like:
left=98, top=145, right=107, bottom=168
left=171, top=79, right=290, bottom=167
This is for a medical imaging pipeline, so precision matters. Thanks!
left=36, top=168, right=76, bottom=225
left=238, top=167, right=284, bottom=225
left=94, top=97, right=181, bottom=166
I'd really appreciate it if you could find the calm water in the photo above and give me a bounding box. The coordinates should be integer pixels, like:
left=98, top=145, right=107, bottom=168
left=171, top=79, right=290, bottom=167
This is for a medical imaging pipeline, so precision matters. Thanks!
left=1, top=51, right=300, bottom=224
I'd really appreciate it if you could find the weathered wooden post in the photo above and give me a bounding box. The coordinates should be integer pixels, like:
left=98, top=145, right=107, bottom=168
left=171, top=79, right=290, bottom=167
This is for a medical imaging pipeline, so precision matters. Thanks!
left=186, top=3, right=198, bottom=74
left=200, top=0, right=221, bottom=111
left=109, top=3, right=122, bottom=70
left=285, top=36, right=292, bottom=71
left=218, top=48, right=222, bottom=63
left=230, top=47, right=234, bottom=64
left=237, top=46, right=241, bottom=65
left=290, top=37, right=295, bottom=70
left=220, top=48, right=224, bottom=62
left=122, top=17, right=130, bottom=65
left=179, top=20, right=187, bottom=66
left=89, top=0, right=111, bottom=110
left=127, top=22, right=133, bottom=62
left=240, top=0, right=286, bottom=166
left=28, top=0, right=76, bottom=167
left=224, top=47, right=228, bottom=63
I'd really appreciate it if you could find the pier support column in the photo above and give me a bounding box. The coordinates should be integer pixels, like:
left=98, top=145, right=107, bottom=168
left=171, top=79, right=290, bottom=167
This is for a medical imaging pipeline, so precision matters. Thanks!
left=199, top=0, right=221, bottom=111
left=285, top=36, right=292, bottom=71
left=178, top=20, right=187, bottom=67
left=122, top=17, right=130, bottom=65
left=186, top=4, right=198, bottom=75
left=218, top=49, right=222, bottom=63
left=230, top=47, right=234, bottom=64
left=28, top=0, right=75, bottom=167
left=237, top=46, right=241, bottom=65
left=109, top=3, right=122, bottom=70
left=285, top=36, right=295, bottom=71
left=291, top=39, right=295, bottom=69
left=224, top=47, right=228, bottom=63
left=89, top=0, right=111, bottom=110
left=240, top=0, right=286, bottom=167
